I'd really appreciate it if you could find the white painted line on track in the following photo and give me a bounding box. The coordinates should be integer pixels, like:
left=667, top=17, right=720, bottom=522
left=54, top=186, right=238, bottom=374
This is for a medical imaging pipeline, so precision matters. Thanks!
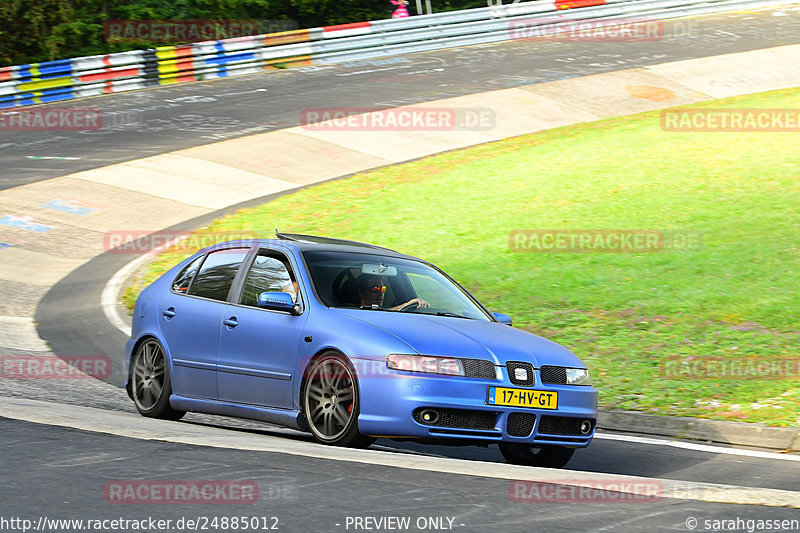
left=101, top=254, right=146, bottom=338
left=594, top=432, right=800, bottom=462
left=1, top=396, right=798, bottom=508
left=101, top=236, right=190, bottom=338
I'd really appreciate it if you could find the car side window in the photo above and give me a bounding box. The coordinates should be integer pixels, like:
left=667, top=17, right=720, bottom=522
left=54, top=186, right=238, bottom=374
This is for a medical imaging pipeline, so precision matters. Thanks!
left=240, top=252, right=298, bottom=308
left=172, top=255, right=204, bottom=294
left=187, top=248, right=250, bottom=302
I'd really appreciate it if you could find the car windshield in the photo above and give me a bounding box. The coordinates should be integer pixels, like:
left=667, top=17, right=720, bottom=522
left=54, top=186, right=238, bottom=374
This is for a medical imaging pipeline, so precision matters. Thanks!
left=303, top=250, right=491, bottom=321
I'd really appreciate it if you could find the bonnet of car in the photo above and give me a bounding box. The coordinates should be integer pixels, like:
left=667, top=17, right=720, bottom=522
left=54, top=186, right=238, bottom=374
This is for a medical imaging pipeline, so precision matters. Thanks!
left=336, top=308, right=585, bottom=368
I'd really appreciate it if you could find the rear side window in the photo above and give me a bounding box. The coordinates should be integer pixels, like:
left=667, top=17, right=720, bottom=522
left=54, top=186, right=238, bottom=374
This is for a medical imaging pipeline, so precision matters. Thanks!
left=187, top=248, right=249, bottom=302
left=172, top=256, right=204, bottom=294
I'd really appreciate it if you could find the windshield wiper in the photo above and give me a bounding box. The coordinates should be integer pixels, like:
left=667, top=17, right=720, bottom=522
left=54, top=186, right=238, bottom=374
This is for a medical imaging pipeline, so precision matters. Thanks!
left=434, top=312, right=472, bottom=319
left=352, top=306, right=471, bottom=318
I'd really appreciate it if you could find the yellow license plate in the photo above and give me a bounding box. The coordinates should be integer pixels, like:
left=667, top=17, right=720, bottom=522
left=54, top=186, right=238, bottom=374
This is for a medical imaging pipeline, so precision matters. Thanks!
left=488, top=387, right=558, bottom=409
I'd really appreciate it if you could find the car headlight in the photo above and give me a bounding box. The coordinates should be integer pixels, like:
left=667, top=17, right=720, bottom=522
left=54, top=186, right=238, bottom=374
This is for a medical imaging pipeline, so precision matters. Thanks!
left=387, top=354, right=465, bottom=376
left=566, top=368, right=592, bottom=386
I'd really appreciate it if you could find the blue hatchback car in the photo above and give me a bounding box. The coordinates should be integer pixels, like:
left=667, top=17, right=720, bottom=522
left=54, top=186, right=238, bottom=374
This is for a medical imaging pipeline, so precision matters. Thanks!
left=126, top=234, right=598, bottom=468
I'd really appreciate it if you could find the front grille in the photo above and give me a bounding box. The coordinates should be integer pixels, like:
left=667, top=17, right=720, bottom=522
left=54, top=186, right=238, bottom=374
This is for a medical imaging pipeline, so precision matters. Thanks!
left=506, top=361, right=534, bottom=386
left=539, top=415, right=594, bottom=436
left=507, top=413, right=535, bottom=437
left=540, top=366, right=567, bottom=385
left=461, top=358, right=497, bottom=379
left=413, top=408, right=497, bottom=430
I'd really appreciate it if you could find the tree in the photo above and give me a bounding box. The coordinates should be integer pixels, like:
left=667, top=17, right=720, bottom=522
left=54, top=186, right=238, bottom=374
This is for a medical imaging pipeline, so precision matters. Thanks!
left=0, top=0, right=498, bottom=66
left=1, top=0, right=104, bottom=65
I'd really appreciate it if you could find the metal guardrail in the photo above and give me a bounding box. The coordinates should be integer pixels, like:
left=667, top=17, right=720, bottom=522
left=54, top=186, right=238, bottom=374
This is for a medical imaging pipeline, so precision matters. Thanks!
left=0, top=0, right=792, bottom=109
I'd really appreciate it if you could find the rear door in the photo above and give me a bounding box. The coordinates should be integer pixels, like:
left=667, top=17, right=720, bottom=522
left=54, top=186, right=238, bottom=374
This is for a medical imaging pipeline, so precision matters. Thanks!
left=160, top=247, right=251, bottom=400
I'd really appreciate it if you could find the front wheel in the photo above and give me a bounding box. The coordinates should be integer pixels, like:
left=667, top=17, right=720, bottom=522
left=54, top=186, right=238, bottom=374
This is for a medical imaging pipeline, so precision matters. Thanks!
left=499, top=443, right=575, bottom=468
left=131, top=338, right=185, bottom=420
left=302, top=353, right=375, bottom=448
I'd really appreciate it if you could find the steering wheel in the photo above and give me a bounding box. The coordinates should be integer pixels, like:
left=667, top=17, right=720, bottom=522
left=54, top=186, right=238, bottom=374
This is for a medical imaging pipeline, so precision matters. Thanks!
left=399, top=301, right=420, bottom=312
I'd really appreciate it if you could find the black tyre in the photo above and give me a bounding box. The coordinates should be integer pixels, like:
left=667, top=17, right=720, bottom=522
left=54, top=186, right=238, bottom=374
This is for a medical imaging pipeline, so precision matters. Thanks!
left=302, top=353, right=375, bottom=448
left=499, top=443, right=576, bottom=468
left=131, top=339, right=185, bottom=420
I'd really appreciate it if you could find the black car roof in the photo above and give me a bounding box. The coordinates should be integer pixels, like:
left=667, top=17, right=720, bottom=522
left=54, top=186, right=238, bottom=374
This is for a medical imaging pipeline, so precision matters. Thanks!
left=279, top=234, right=421, bottom=261
left=276, top=233, right=396, bottom=251
left=211, top=233, right=422, bottom=262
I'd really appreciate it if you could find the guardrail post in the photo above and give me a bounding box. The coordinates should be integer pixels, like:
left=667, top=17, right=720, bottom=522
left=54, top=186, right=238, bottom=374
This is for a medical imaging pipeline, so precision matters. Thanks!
left=415, top=0, right=434, bottom=15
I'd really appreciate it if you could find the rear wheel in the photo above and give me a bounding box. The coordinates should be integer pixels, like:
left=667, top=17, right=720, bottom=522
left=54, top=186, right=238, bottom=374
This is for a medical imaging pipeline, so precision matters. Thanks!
left=302, top=353, right=375, bottom=448
left=131, top=339, right=185, bottom=420
left=499, top=443, right=575, bottom=468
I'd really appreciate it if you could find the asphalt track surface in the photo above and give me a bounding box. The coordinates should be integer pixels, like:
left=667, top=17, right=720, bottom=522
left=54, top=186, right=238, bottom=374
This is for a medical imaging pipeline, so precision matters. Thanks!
left=3, top=6, right=800, bottom=532
left=1, top=417, right=799, bottom=533
left=3, top=7, right=800, bottom=190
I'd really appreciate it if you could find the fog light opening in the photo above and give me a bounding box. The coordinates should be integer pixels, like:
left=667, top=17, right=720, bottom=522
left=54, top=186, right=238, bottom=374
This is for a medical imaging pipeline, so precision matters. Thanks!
left=580, top=420, right=593, bottom=435
left=420, top=409, right=440, bottom=425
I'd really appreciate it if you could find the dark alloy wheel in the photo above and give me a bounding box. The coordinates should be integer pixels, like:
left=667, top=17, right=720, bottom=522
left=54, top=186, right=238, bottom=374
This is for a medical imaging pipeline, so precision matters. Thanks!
left=498, top=443, right=576, bottom=468
left=131, top=338, right=185, bottom=420
left=302, top=353, right=375, bottom=448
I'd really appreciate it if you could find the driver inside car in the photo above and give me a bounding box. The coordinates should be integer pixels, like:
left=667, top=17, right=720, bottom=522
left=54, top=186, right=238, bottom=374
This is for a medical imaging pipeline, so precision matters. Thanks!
left=357, top=275, right=430, bottom=311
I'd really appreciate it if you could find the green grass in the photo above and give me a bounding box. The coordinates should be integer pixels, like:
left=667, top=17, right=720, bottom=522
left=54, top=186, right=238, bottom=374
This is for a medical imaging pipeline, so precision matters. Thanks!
left=124, top=87, right=800, bottom=426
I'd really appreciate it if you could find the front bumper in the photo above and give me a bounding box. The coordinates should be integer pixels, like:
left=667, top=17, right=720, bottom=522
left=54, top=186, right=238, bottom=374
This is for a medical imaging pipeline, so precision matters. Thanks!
left=353, top=359, right=599, bottom=447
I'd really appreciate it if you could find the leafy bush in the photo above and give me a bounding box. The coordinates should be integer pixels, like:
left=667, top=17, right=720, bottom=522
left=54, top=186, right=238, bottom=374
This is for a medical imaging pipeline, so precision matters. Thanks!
left=1, top=0, right=494, bottom=66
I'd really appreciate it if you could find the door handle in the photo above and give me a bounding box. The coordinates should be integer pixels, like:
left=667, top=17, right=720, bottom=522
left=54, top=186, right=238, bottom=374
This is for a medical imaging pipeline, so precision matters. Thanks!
left=162, top=307, right=176, bottom=318
left=223, top=316, right=239, bottom=328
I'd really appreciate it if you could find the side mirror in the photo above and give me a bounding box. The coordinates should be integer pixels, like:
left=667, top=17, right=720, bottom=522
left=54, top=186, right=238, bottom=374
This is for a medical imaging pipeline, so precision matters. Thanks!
left=492, top=312, right=512, bottom=326
left=258, top=292, right=300, bottom=315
